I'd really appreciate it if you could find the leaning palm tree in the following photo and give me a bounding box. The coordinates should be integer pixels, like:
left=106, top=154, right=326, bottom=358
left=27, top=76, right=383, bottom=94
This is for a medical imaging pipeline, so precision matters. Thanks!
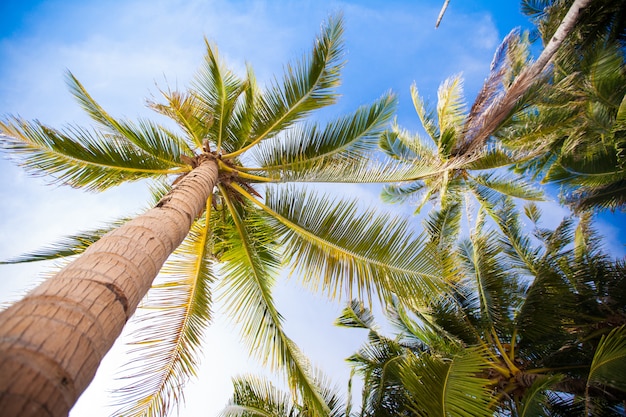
left=379, top=69, right=543, bottom=218
left=338, top=200, right=626, bottom=416
left=503, top=0, right=626, bottom=212
left=0, top=16, right=442, bottom=417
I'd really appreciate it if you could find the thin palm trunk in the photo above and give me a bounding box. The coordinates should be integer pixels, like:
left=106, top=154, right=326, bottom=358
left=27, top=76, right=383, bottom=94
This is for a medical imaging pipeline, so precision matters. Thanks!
left=0, top=159, right=219, bottom=417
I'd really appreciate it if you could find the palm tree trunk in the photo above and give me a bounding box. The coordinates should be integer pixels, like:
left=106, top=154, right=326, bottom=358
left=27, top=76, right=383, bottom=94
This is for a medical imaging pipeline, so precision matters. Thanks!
left=0, top=159, right=219, bottom=417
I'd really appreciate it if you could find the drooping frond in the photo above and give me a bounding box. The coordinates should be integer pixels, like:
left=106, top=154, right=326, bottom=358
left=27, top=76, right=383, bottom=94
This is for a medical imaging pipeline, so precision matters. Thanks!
left=471, top=172, right=544, bottom=201
left=192, top=41, right=248, bottom=153
left=0, top=118, right=185, bottom=191
left=0, top=220, right=123, bottom=264
left=113, top=213, right=217, bottom=417
left=226, top=15, right=345, bottom=158
left=217, top=191, right=329, bottom=416
left=253, top=185, right=443, bottom=305
left=398, top=348, right=493, bottom=417
left=248, top=93, right=396, bottom=174
left=517, top=375, right=563, bottom=417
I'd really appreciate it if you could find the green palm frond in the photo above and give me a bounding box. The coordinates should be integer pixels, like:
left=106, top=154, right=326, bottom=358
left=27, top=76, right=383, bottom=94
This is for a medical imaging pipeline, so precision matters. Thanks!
left=66, top=72, right=193, bottom=162
left=0, top=118, right=184, bottom=190
left=348, top=331, right=407, bottom=417
left=0, top=221, right=123, bottom=264
left=436, top=75, right=466, bottom=156
left=217, top=191, right=329, bottom=416
left=113, top=214, right=216, bottom=417
left=257, top=185, right=443, bottom=304
left=248, top=93, right=396, bottom=174
left=398, top=348, right=493, bottom=417
left=276, top=154, right=446, bottom=184
left=192, top=40, right=248, bottom=153
left=462, top=145, right=521, bottom=170
left=335, top=300, right=376, bottom=330
left=379, top=121, right=439, bottom=162
left=517, top=375, right=563, bottom=417
left=380, top=181, right=425, bottom=205
left=226, top=15, right=344, bottom=158
left=411, top=83, right=439, bottom=142
left=471, top=172, right=544, bottom=201
left=148, top=89, right=213, bottom=151
left=457, top=229, right=508, bottom=331
left=221, top=375, right=297, bottom=417
left=587, top=325, right=626, bottom=393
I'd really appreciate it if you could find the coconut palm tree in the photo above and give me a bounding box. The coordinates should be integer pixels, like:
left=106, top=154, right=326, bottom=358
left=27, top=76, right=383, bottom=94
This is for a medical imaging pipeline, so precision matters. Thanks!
left=0, top=16, right=443, bottom=417
left=503, top=0, right=626, bottom=212
left=378, top=70, right=543, bottom=218
left=337, top=198, right=626, bottom=416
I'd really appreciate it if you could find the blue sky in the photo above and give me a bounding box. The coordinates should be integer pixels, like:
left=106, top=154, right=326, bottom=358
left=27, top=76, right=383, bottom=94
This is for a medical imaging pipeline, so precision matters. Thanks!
left=1, top=1, right=624, bottom=416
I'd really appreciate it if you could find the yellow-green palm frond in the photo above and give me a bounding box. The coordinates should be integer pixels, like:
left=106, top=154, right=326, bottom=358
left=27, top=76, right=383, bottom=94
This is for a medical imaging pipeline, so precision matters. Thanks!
left=113, top=213, right=217, bottom=417
left=226, top=15, right=345, bottom=158
left=261, top=185, right=443, bottom=304
left=66, top=72, right=193, bottom=162
left=470, top=172, right=544, bottom=201
left=586, top=325, right=626, bottom=395
left=221, top=375, right=297, bottom=417
left=192, top=41, right=249, bottom=153
left=398, top=348, right=493, bottom=417
left=411, top=83, right=439, bottom=142
left=222, top=371, right=347, bottom=417
left=228, top=64, right=259, bottom=152
left=0, top=220, right=124, bottom=264
left=148, top=88, right=213, bottom=151
left=0, top=118, right=184, bottom=191
left=275, top=154, right=446, bottom=184
left=380, top=181, right=426, bottom=205
left=436, top=75, right=466, bottom=157
left=217, top=192, right=330, bottom=416
left=379, top=121, right=439, bottom=163
left=517, top=375, right=563, bottom=417
left=249, top=92, right=396, bottom=175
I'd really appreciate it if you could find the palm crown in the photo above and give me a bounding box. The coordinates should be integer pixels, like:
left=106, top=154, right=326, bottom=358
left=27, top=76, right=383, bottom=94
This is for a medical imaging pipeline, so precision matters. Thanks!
left=0, top=16, right=443, bottom=417
left=338, top=200, right=626, bottom=416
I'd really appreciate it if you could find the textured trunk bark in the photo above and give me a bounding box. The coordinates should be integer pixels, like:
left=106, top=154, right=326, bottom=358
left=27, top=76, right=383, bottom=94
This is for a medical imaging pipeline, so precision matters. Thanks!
left=0, top=159, right=219, bottom=417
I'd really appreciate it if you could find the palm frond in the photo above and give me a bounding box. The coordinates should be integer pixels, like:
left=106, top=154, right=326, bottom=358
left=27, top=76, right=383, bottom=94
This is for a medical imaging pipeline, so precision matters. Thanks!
left=335, top=300, right=376, bottom=330
left=411, top=83, right=439, bottom=143
left=587, top=325, right=626, bottom=392
left=436, top=75, right=466, bottom=156
left=249, top=93, right=396, bottom=173
left=0, top=117, right=183, bottom=191
left=379, top=121, right=438, bottom=163
left=220, top=375, right=297, bottom=417
left=66, top=72, right=193, bottom=162
left=256, top=185, right=444, bottom=305
left=192, top=40, right=248, bottom=153
left=380, top=181, right=425, bottom=205
left=148, top=88, right=213, bottom=151
left=226, top=15, right=344, bottom=158
left=113, top=213, right=216, bottom=417
left=517, top=375, right=563, bottom=417
left=217, top=191, right=330, bottom=416
left=471, top=172, right=544, bottom=201
left=0, top=220, right=125, bottom=264
left=398, top=348, right=493, bottom=417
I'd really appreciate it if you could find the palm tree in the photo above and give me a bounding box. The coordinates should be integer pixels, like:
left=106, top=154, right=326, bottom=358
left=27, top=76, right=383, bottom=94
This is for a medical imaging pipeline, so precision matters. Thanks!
left=502, top=0, right=626, bottom=212
left=338, top=200, right=626, bottom=416
left=0, top=16, right=443, bottom=417
left=378, top=70, right=543, bottom=218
